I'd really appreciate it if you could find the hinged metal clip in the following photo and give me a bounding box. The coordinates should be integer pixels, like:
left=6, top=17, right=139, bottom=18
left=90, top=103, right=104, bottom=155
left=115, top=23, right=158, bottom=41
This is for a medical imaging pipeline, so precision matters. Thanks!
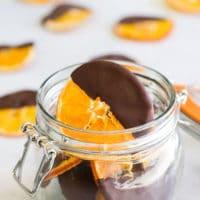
left=13, top=122, right=57, bottom=196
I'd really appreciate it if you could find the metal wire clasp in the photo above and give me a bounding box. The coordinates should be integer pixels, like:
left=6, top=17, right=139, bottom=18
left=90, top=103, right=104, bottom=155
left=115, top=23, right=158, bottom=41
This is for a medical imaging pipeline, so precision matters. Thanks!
left=12, top=122, right=57, bottom=196
left=176, top=89, right=188, bottom=105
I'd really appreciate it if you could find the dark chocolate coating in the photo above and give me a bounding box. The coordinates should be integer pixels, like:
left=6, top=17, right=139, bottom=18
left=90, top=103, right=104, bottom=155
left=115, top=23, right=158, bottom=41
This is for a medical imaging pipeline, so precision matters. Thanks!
left=98, top=165, right=175, bottom=200
left=58, top=162, right=176, bottom=200
left=91, top=54, right=137, bottom=63
left=42, top=4, right=89, bottom=23
left=58, top=162, right=97, bottom=200
left=0, top=42, right=34, bottom=50
left=71, top=61, right=153, bottom=129
left=0, top=90, right=36, bottom=109
left=118, top=16, right=165, bottom=24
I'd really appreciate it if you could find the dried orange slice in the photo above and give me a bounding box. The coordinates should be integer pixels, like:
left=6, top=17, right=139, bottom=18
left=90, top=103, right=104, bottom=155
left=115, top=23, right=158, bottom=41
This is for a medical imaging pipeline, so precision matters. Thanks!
left=45, top=155, right=82, bottom=181
left=167, top=0, right=200, bottom=13
left=56, top=80, right=132, bottom=144
left=57, top=61, right=153, bottom=143
left=22, top=0, right=60, bottom=4
left=0, top=90, right=36, bottom=137
left=114, top=16, right=173, bottom=41
left=0, top=42, right=34, bottom=72
left=42, top=4, right=91, bottom=32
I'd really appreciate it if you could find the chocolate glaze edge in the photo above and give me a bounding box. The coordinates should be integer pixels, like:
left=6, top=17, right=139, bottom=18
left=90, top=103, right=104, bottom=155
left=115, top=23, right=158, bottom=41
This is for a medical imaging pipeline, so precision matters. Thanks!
left=118, top=16, right=167, bottom=24
left=0, top=42, right=34, bottom=50
left=42, top=4, right=89, bottom=23
left=0, top=90, right=37, bottom=109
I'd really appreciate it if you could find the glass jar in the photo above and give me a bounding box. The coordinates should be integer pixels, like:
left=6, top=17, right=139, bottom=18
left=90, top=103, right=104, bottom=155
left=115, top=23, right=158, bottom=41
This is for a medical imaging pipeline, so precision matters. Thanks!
left=13, top=60, right=188, bottom=200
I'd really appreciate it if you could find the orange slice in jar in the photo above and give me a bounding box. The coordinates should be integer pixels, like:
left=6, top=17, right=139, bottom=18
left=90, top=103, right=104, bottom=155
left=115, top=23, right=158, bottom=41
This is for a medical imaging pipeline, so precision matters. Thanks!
left=167, top=0, right=200, bottom=13
left=54, top=61, right=154, bottom=189
left=0, top=90, right=36, bottom=137
left=0, top=42, right=34, bottom=72
left=56, top=79, right=130, bottom=144
left=41, top=4, right=91, bottom=32
left=114, top=16, right=173, bottom=41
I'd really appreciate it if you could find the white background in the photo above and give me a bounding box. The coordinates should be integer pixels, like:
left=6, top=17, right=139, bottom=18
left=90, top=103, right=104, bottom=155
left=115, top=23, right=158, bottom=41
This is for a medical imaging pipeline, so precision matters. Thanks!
left=0, top=0, right=200, bottom=199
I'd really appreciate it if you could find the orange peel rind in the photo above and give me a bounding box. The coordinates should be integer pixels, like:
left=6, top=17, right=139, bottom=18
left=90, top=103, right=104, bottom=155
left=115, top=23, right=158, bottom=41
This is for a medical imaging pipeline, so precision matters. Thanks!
left=45, top=156, right=82, bottom=181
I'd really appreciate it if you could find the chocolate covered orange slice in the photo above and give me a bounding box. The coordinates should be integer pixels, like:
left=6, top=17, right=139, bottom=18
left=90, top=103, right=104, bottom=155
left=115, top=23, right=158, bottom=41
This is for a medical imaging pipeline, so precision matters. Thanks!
left=42, top=4, right=91, bottom=32
left=71, top=61, right=153, bottom=128
left=114, top=16, right=173, bottom=41
left=57, top=61, right=153, bottom=143
left=167, top=0, right=200, bottom=13
left=57, top=79, right=127, bottom=144
left=56, top=61, right=153, bottom=199
left=0, top=90, right=36, bottom=137
left=0, top=42, right=34, bottom=72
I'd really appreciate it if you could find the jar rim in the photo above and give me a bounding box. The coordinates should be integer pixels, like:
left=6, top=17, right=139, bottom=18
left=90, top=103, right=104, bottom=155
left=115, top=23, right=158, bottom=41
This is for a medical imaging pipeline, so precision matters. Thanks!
left=36, top=60, right=177, bottom=136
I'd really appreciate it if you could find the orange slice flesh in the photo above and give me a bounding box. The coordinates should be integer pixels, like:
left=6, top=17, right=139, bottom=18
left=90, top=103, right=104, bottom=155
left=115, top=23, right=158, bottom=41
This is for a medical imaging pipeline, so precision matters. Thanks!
left=0, top=106, right=35, bottom=137
left=115, top=19, right=173, bottom=41
left=167, top=0, right=200, bottom=13
left=56, top=79, right=133, bottom=144
left=44, top=157, right=82, bottom=181
left=174, top=84, right=200, bottom=123
left=0, top=44, right=34, bottom=72
left=43, top=9, right=91, bottom=32
left=91, top=160, right=133, bottom=182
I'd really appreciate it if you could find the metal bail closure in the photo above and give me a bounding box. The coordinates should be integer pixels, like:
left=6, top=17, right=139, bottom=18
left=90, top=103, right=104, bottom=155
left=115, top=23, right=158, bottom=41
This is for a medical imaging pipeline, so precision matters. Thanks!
left=12, top=122, right=57, bottom=196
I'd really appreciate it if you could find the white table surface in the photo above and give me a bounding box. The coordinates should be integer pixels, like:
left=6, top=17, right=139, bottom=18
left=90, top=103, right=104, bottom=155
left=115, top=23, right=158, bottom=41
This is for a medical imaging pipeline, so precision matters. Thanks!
left=0, top=0, right=200, bottom=199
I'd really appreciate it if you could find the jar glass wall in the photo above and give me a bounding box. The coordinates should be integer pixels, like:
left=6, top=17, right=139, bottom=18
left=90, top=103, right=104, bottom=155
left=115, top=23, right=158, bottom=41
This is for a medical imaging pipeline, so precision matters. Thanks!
left=13, top=61, right=183, bottom=200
